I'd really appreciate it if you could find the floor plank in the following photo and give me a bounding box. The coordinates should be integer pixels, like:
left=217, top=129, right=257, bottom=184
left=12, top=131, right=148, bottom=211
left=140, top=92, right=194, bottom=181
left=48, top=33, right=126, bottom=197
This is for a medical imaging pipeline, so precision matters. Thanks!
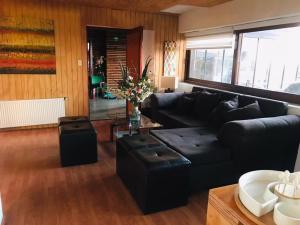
left=0, top=128, right=208, bottom=225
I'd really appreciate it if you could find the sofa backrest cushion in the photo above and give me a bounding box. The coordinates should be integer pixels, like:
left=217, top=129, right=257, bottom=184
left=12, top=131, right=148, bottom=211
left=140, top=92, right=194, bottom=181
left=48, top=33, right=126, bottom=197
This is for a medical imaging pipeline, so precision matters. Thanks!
left=192, top=86, right=236, bottom=101
left=209, top=96, right=239, bottom=126
left=238, top=95, right=288, bottom=117
left=176, top=95, right=195, bottom=114
left=192, top=86, right=288, bottom=117
left=192, top=86, right=205, bottom=92
left=150, top=92, right=183, bottom=109
left=223, top=101, right=264, bottom=122
left=194, top=90, right=221, bottom=119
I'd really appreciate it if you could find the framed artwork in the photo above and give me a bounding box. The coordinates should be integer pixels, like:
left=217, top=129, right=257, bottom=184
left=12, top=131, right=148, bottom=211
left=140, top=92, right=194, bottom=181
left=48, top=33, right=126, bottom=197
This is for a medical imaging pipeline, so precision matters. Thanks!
left=0, top=16, right=56, bottom=74
left=163, top=41, right=176, bottom=77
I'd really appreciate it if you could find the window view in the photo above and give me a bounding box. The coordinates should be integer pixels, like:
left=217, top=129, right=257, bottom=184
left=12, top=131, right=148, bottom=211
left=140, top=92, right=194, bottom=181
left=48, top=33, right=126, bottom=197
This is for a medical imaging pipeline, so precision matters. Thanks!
left=189, top=48, right=233, bottom=83
left=186, top=34, right=234, bottom=84
left=237, top=26, right=300, bottom=95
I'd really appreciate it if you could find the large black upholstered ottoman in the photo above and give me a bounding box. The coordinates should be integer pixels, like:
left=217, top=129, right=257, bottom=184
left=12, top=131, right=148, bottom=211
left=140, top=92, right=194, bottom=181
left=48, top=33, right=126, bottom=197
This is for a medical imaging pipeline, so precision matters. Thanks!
left=59, top=122, right=98, bottom=167
left=116, top=134, right=191, bottom=214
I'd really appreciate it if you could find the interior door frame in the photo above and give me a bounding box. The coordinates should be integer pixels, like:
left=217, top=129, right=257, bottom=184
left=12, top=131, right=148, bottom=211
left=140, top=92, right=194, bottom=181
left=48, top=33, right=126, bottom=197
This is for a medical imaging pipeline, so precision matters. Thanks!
left=85, top=25, right=130, bottom=121
left=126, top=26, right=143, bottom=78
left=126, top=26, right=144, bottom=116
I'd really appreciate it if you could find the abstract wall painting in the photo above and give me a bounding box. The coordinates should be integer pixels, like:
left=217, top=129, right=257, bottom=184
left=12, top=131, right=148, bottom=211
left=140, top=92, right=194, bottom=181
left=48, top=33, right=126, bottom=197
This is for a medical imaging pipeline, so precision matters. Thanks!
left=0, top=16, right=56, bottom=74
left=163, top=41, right=177, bottom=77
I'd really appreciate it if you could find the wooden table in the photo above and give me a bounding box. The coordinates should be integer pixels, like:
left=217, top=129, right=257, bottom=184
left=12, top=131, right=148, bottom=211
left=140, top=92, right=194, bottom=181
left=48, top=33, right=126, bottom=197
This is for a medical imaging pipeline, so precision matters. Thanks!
left=206, top=185, right=274, bottom=225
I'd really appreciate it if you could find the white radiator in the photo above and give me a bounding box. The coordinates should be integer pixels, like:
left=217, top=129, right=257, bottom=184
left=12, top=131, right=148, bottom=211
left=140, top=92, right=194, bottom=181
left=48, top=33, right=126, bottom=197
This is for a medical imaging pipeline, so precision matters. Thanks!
left=0, top=98, right=65, bottom=128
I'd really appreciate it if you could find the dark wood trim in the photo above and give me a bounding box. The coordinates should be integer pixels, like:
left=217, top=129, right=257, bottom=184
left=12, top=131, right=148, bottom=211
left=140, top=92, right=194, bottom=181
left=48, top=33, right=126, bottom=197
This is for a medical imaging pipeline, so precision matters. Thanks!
left=234, top=22, right=300, bottom=34
left=185, top=78, right=300, bottom=105
left=126, top=26, right=144, bottom=118
left=231, top=33, right=242, bottom=85
left=184, top=50, right=191, bottom=81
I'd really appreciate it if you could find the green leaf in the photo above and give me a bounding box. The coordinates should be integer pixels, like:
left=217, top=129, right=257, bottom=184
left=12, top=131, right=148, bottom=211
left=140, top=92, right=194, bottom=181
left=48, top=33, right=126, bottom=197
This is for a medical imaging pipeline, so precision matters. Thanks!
left=141, top=57, right=151, bottom=79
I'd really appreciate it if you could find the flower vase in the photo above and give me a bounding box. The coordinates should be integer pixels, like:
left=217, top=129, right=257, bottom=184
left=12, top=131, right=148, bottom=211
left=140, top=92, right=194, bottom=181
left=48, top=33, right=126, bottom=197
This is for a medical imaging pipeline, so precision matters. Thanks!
left=130, top=106, right=141, bottom=130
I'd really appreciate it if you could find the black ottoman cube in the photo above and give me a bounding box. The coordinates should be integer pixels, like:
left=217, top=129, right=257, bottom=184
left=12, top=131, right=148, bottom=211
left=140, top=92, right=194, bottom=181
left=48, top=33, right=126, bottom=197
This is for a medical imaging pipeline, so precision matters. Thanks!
left=116, top=135, right=191, bottom=214
left=116, top=134, right=163, bottom=178
left=58, top=116, right=89, bottom=126
left=59, top=122, right=98, bottom=167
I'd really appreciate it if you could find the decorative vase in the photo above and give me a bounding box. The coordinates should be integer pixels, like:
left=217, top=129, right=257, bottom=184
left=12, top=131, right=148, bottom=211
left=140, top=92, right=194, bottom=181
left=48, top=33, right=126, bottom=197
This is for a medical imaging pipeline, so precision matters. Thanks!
left=130, top=106, right=141, bottom=130
left=131, top=106, right=141, bottom=121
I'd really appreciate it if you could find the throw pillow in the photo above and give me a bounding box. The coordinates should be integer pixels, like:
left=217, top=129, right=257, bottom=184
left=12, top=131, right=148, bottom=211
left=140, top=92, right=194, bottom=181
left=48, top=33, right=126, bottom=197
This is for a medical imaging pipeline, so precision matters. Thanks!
left=209, top=96, right=239, bottom=126
left=223, top=101, right=264, bottom=122
left=184, top=91, right=202, bottom=98
left=194, top=90, right=221, bottom=119
left=176, top=95, right=195, bottom=114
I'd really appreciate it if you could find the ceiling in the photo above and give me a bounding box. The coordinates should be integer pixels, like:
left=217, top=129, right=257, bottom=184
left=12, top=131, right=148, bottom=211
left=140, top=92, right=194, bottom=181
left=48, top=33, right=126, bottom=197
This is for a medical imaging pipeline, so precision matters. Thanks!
left=53, top=0, right=232, bottom=13
left=160, top=5, right=201, bottom=14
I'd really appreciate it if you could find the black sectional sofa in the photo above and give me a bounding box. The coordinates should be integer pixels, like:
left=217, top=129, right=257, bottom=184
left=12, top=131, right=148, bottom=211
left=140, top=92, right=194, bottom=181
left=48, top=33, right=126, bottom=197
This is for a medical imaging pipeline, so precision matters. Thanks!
left=148, top=86, right=300, bottom=192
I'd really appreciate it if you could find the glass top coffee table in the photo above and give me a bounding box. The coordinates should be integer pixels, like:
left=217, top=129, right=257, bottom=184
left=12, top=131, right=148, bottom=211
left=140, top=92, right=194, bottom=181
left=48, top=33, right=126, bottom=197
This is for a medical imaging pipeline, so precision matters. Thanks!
left=110, top=114, right=162, bottom=141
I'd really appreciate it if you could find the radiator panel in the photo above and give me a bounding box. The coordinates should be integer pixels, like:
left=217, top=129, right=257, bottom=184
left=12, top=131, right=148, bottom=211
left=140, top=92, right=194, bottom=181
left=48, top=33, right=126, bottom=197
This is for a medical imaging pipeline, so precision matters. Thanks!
left=0, top=98, right=65, bottom=128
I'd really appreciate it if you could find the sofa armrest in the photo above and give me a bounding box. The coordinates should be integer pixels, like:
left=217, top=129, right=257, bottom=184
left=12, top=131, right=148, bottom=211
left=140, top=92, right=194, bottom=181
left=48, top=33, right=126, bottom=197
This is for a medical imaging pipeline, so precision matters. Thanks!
left=218, top=115, right=300, bottom=173
left=150, top=92, right=183, bottom=110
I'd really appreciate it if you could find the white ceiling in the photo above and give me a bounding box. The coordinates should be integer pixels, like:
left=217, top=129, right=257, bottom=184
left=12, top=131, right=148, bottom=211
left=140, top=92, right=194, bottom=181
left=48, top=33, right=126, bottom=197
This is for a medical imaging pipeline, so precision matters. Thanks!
left=160, top=4, right=202, bottom=14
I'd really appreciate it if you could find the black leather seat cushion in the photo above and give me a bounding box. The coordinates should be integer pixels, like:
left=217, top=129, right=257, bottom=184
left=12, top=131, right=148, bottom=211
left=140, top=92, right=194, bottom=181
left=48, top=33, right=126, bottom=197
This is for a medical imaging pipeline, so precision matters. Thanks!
left=131, top=146, right=191, bottom=172
left=156, top=109, right=209, bottom=128
left=58, top=116, right=89, bottom=125
left=151, top=128, right=231, bottom=165
left=59, top=122, right=95, bottom=134
left=117, top=134, right=162, bottom=150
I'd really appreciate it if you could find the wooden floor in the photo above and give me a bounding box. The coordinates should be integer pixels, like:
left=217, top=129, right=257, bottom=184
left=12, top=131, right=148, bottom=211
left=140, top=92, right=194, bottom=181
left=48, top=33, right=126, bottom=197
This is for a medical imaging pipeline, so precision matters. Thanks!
left=0, top=127, right=208, bottom=225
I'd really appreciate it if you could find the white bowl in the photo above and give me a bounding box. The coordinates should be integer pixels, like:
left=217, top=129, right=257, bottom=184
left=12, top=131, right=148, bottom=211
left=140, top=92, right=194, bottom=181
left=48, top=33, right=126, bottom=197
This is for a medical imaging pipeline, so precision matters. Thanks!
left=239, top=170, right=280, bottom=217
left=274, top=202, right=300, bottom=225
left=274, top=183, right=300, bottom=206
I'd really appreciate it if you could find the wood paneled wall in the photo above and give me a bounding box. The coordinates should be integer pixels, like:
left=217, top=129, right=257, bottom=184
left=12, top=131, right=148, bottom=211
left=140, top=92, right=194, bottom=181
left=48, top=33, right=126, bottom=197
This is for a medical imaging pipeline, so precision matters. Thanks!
left=0, top=0, right=186, bottom=116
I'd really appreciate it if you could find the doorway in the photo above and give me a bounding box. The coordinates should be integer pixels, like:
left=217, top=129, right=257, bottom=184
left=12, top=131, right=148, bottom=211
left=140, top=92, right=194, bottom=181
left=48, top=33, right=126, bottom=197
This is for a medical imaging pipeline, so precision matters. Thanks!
left=87, top=27, right=128, bottom=120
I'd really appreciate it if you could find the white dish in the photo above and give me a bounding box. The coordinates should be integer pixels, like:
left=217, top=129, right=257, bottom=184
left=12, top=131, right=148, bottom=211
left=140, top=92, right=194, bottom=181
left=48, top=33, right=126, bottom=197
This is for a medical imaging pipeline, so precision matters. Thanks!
left=274, top=202, right=300, bottom=225
left=239, top=170, right=281, bottom=217
left=274, top=183, right=300, bottom=206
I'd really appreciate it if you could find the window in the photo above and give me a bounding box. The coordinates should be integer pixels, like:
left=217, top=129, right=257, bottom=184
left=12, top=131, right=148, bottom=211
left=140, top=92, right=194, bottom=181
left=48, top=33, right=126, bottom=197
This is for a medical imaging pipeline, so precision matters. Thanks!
left=185, top=24, right=300, bottom=103
left=189, top=48, right=233, bottom=83
left=237, top=26, right=300, bottom=95
left=186, top=34, right=234, bottom=84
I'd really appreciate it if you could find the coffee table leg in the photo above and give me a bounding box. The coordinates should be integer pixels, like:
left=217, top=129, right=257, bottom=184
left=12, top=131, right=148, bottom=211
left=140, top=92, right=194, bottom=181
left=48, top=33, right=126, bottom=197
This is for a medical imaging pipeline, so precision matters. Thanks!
left=110, top=124, right=114, bottom=142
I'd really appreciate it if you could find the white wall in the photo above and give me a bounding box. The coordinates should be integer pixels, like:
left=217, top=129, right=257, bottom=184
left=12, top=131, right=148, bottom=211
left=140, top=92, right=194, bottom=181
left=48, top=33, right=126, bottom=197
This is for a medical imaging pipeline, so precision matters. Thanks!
left=141, top=30, right=156, bottom=84
left=177, top=82, right=300, bottom=171
left=179, top=0, right=300, bottom=33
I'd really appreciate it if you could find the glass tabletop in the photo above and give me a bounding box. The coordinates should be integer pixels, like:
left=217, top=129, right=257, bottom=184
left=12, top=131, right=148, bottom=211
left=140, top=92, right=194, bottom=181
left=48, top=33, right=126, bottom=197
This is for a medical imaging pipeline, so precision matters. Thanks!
left=110, top=114, right=162, bottom=140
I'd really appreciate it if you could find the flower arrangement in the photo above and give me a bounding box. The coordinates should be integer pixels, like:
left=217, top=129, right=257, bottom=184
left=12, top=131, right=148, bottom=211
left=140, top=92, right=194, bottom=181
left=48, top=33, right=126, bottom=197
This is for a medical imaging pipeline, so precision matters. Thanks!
left=115, top=58, right=154, bottom=108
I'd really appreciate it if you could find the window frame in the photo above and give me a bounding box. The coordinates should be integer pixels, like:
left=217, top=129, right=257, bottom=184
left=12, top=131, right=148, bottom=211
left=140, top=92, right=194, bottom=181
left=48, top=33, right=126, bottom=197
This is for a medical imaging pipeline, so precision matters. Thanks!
left=185, top=23, right=300, bottom=105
